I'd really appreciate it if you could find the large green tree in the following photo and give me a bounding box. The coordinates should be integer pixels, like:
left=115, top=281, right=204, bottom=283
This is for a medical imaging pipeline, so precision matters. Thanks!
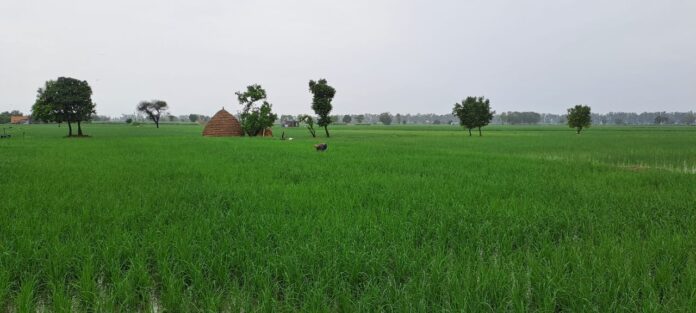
left=137, top=100, right=168, bottom=128
left=236, top=84, right=277, bottom=136
left=309, top=79, right=336, bottom=137
left=452, top=96, right=494, bottom=136
left=567, top=105, right=592, bottom=134
left=32, top=77, right=96, bottom=136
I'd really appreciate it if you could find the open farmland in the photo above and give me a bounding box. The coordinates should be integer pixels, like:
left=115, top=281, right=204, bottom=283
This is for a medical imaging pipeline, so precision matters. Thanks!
left=1, top=124, right=695, bottom=312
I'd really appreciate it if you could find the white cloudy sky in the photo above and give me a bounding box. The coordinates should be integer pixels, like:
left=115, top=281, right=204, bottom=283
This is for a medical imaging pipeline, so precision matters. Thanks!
left=1, top=0, right=694, bottom=116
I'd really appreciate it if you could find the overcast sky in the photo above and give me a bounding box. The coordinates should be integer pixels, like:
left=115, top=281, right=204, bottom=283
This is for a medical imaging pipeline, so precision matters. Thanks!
left=1, top=0, right=694, bottom=116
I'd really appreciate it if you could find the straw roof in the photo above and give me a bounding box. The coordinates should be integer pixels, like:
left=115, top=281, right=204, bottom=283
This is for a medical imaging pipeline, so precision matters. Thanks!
left=202, top=109, right=243, bottom=137
left=256, top=128, right=273, bottom=137
left=11, top=116, right=29, bottom=124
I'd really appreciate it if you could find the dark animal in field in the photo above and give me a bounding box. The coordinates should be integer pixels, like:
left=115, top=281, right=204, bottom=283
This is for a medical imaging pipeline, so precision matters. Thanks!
left=314, top=143, right=328, bottom=152
left=1, top=127, right=11, bottom=139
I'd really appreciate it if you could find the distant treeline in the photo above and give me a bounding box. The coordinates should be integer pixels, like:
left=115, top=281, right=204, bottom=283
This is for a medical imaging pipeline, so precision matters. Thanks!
left=7, top=111, right=693, bottom=126
left=92, top=111, right=696, bottom=126
left=276, top=111, right=696, bottom=126
left=328, top=111, right=695, bottom=126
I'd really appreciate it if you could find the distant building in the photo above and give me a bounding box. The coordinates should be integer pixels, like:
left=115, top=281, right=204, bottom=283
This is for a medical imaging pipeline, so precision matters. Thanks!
left=282, top=120, right=299, bottom=127
left=10, top=116, right=30, bottom=124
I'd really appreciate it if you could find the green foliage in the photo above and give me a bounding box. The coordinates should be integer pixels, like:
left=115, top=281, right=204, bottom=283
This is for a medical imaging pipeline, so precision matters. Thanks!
left=356, top=114, right=365, bottom=124
left=452, top=96, right=495, bottom=136
left=378, top=112, right=393, bottom=125
left=309, top=79, right=336, bottom=137
left=342, top=115, right=352, bottom=124
left=236, top=84, right=278, bottom=136
left=137, top=100, right=168, bottom=128
left=31, top=77, right=96, bottom=136
left=500, top=111, right=542, bottom=124
left=2, top=124, right=696, bottom=311
left=299, top=114, right=317, bottom=137
left=125, top=118, right=133, bottom=124
left=567, top=105, right=592, bottom=134
left=654, top=115, right=669, bottom=125
left=188, top=114, right=199, bottom=123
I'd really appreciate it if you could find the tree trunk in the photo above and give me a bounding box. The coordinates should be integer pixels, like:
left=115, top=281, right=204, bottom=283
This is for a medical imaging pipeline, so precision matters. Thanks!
left=67, top=121, right=73, bottom=137
left=468, top=128, right=472, bottom=136
left=77, top=120, right=83, bottom=136
left=576, top=127, right=581, bottom=134
left=324, top=125, right=330, bottom=138
left=155, top=118, right=159, bottom=128
left=478, top=127, right=482, bottom=136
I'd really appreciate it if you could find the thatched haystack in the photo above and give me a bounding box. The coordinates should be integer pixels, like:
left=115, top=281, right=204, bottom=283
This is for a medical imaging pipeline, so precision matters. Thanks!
left=256, top=128, right=273, bottom=137
left=202, top=109, right=243, bottom=137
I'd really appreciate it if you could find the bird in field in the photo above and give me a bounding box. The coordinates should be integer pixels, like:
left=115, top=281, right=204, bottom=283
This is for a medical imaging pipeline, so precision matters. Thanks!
left=314, top=143, right=328, bottom=152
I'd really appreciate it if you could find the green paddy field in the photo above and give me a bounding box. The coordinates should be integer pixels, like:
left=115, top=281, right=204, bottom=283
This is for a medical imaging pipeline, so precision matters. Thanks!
left=1, top=124, right=695, bottom=312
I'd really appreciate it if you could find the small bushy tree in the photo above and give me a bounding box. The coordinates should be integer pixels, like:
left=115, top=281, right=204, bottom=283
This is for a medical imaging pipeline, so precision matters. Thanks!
left=236, top=84, right=277, bottom=136
left=309, top=79, right=336, bottom=137
left=684, top=112, right=695, bottom=125
left=379, top=112, right=393, bottom=125
left=299, top=115, right=317, bottom=137
left=137, top=100, right=168, bottom=128
left=342, top=115, right=352, bottom=124
left=452, top=96, right=494, bottom=136
left=654, top=115, right=669, bottom=125
left=356, top=115, right=365, bottom=124
left=567, top=105, right=591, bottom=134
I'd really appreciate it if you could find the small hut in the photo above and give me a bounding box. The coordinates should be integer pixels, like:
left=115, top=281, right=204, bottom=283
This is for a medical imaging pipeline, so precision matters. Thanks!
left=282, top=120, right=298, bottom=127
left=256, top=128, right=273, bottom=137
left=11, top=116, right=30, bottom=124
left=202, top=108, right=243, bottom=137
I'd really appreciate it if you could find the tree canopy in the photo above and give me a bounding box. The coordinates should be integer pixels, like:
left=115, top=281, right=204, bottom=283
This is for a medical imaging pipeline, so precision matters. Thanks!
left=342, top=115, right=352, bottom=124
left=379, top=112, right=393, bottom=125
left=500, top=111, right=541, bottom=124
left=236, top=84, right=277, bottom=136
left=309, top=79, right=336, bottom=137
left=567, top=105, right=592, bottom=134
left=452, top=96, right=494, bottom=136
left=137, top=100, right=168, bottom=128
left=32, top=77, right=96, bottom=136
